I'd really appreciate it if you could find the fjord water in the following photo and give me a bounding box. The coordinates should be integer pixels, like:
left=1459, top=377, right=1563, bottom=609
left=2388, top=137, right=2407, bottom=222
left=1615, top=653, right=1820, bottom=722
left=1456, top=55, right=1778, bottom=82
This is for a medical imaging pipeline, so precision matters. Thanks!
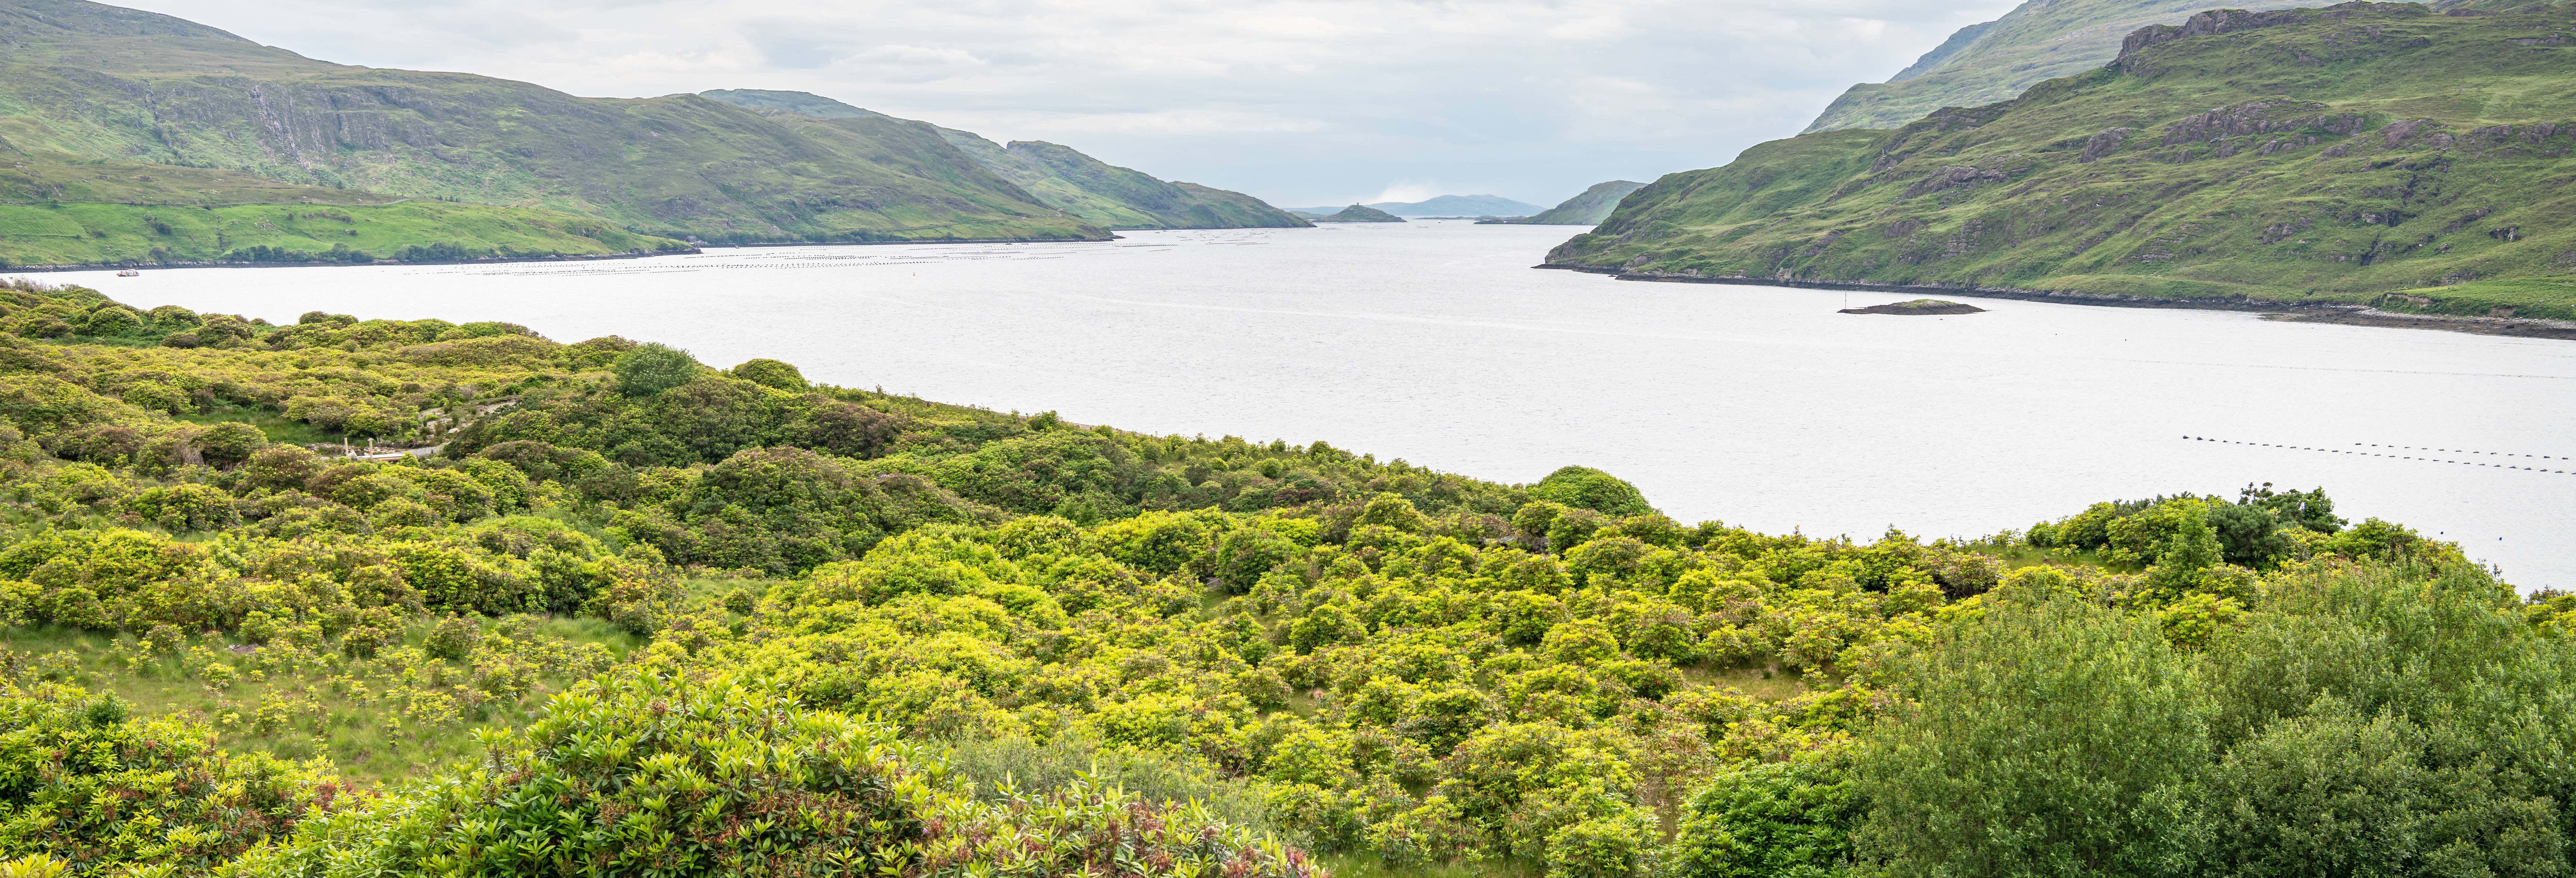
left=56, top=221, right=2576, bottom=587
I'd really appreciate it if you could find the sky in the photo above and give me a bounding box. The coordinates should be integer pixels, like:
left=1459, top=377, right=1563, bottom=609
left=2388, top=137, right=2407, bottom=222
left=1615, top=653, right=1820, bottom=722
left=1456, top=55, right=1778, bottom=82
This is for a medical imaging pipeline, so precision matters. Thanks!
left=126, top=0, right=2022, bottom=209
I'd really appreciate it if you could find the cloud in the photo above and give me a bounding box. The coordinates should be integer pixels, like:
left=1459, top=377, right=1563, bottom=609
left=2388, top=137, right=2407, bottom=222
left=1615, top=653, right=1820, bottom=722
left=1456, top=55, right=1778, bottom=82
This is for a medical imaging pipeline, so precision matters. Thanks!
left=122, top=0, right=2023, bottom=206
left=1370, top=180, right=1443, bottom=203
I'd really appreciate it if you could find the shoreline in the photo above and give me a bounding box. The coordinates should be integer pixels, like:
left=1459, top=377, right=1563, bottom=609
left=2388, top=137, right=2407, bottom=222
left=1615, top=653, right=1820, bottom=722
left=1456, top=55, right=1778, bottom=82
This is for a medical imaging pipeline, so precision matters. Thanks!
left=0, top=234, right=1141, bottom=274
left=1535, top=264, right=2576, bottom=341
left=4, top=248, right=697, bottom=274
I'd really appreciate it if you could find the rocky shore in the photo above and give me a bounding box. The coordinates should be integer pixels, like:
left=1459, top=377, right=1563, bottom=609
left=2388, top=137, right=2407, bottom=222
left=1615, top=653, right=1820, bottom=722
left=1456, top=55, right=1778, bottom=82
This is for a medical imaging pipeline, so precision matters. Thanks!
left=1535, top=264, right=2576, bottom=341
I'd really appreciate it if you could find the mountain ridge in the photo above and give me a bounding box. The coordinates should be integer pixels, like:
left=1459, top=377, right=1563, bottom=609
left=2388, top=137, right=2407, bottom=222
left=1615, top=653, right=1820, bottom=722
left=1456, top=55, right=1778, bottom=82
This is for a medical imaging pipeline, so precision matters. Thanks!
left=1803, top=0, right=2344, bottom=133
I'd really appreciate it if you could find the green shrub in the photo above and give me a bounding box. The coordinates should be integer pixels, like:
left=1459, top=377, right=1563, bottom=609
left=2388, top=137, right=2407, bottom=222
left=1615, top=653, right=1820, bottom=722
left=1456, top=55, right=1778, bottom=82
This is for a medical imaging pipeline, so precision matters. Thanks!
left=0, top=686, right=343, bottom=871
left=1527, top=467, right=1651, bottom=517
left=729, top=357, right=808, bottom=390
left=421, top=615, right=479, bottom=660
left=612, top=342, right=699, bottom=396
left=197, top=421, right=267, bottom=467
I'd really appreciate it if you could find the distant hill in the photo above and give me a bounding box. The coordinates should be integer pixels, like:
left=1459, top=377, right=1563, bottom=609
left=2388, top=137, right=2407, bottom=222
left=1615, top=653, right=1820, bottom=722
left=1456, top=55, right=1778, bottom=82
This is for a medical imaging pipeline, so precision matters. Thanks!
left=702, top=90, right=1305, bottom=230
left=1479, top=181, right=1646, bottom=226
left=1368, top=195, right=1545, bottom=217
left=0, top=0, right=1105, bottom=265
left=1803, top=0, right=2339, bottom=133
left=1553, top=2, right=2576, bottom=324
left=1310, top=204, right=1406, bottom=223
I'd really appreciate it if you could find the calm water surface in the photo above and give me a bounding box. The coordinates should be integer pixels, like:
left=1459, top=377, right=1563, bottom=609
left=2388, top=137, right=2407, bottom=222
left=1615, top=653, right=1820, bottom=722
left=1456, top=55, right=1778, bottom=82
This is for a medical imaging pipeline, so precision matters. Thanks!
left=45, top=221, right=2576, bottom=586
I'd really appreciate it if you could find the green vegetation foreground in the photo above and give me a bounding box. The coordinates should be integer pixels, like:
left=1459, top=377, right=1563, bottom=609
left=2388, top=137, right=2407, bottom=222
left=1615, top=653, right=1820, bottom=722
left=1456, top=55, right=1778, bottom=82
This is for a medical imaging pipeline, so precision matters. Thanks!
left=0, top=274, right=2562, bottom=877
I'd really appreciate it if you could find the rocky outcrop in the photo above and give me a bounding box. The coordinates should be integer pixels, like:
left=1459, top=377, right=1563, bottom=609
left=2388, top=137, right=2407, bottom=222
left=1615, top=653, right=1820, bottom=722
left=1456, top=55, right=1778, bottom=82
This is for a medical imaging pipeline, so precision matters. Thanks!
left=2115, top=1, right=2421, bottom=73
left=2078, top=128, right=2133, bottom=163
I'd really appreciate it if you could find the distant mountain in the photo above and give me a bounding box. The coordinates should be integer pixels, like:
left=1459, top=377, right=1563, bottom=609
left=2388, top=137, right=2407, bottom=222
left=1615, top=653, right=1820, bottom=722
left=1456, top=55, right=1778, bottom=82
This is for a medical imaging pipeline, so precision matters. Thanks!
left=1367, top=195, right=1546, bottom=217
left=1479, top=181, right=1646, bottom=226
left=0, top=0, right=1105, bottom=265
left=702, top=90, right=1305, bottom=230
left=1803, top=0, right=2339, bottom=133
left=1310, top=204, right=1405, bottom=223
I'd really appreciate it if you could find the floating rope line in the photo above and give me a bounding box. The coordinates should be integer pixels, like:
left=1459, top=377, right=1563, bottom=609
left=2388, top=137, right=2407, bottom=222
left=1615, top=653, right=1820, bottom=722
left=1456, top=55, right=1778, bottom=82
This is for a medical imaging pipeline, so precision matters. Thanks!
left=2183, top=436, right=2575, bottom=474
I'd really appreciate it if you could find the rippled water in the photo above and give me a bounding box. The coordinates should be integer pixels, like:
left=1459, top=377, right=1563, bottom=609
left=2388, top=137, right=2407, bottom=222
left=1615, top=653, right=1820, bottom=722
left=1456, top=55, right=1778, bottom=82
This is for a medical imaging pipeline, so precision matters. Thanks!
left=47, top=221, right=2576, bottom=587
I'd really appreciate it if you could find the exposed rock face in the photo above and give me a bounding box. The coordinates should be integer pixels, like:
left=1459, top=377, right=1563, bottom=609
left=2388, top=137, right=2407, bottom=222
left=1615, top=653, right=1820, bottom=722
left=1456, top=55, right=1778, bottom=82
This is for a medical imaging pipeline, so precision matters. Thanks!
left=2117, top=1, right=2422, bottom=74
left=2078, top=128, right=2133, bottom=163
left=1839, top=298, right=1988, bottom=315
left=1901, top=165, right=2010, bottom=199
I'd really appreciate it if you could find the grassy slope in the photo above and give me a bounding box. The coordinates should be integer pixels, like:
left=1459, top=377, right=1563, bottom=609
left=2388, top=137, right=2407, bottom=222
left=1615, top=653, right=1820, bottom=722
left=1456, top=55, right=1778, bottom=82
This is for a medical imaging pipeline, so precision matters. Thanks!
left=937, top=129, right=1310, bottom=229
left=0, top=199, right=674, bottom=267
left=1804, top=0, right=2342, bottom=133
left=0, top=2, right=1102, bottom=244
left=1552, top=3, right=2576, bottom=320
left=1484, top=180, right=1646, bottom=225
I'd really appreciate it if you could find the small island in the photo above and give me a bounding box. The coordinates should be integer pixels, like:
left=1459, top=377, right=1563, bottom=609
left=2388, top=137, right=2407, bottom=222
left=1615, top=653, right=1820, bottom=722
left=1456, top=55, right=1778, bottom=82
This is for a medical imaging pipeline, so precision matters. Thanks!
left=1839, top=298, right=1986, bottom=315
left=1301, top=204, right=1406, bottom=223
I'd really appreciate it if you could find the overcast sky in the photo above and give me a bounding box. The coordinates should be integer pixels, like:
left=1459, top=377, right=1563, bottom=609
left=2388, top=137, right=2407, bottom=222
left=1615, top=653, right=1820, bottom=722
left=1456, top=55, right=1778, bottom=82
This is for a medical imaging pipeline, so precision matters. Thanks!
left=129, top=0, right=2018, bottom=208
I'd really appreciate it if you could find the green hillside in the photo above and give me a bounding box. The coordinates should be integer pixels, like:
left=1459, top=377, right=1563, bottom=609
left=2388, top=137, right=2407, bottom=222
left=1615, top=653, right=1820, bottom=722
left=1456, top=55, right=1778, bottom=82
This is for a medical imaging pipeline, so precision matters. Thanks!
left=0, top=1, right=1104, bottom=246
left=702, top=89, right=1306, bottom=230
left=1481, top=180, right=1646, bottom=225
left=1552, top=2, right=2576, bottom=322
left=1804, top=0, right=2343, bottom=133
left=1312, top=203, right=1406, bottom=223
left=0, top=199, right=679, bottom=268
left=0, top=153, right=681, bottom=266
left=935, top=132, right=1310, bottom=229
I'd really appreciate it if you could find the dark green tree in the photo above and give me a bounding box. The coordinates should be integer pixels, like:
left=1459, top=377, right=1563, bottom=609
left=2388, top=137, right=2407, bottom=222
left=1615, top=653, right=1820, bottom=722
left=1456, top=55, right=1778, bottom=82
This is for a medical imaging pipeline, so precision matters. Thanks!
left=1860, top=594, right=2211, bottom=877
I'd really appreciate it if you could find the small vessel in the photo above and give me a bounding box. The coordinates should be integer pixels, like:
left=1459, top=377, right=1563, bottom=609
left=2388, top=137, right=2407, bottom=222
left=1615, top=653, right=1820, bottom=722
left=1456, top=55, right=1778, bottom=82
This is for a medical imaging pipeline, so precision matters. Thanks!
left=115, top=269, right=139, bottom=277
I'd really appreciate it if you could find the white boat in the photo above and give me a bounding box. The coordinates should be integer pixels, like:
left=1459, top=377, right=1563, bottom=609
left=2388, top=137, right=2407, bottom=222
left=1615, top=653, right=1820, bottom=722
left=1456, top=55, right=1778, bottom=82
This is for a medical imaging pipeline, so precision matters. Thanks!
left=115, top=269, right=140, bottom=277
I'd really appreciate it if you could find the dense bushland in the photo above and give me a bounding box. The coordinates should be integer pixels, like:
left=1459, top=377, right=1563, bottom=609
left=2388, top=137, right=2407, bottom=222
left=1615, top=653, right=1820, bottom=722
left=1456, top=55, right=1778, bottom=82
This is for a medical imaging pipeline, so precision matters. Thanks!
left=0, top=277, right=2551, bottom=877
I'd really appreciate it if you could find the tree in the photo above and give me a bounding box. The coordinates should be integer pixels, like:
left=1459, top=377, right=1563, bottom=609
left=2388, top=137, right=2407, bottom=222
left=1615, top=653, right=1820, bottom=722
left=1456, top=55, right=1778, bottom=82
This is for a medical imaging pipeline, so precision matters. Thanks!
left=1859, top=594, right=2211, bottom=877
left=2204, top=501, right=2292, bottom=569
left=196, top=421, right=267, bottom=467
left=613, top=342, right=699, bottom=396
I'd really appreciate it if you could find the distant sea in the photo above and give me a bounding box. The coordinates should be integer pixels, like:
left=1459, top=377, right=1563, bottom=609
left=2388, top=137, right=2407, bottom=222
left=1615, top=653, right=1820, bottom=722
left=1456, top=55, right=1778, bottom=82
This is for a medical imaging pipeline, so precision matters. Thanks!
left=60, top=221, right=2576, bottom=587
